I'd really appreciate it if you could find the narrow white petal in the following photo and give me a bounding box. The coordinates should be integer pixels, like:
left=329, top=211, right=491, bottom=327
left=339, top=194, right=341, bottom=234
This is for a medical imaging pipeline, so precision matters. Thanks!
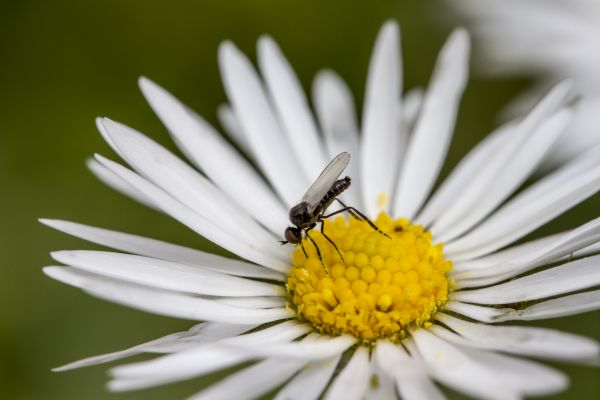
left=109, top=349, right=248, bottom=391
left=417, top=122, right=511, bottom=228
left=324, top=347, right=370, bottom=400
left=139, top=77, right=288, bottom=236
left=495, top=290, right=600, bottom=322
left=572, top=240, right=600, bottom=259
left=451, top=232, right=562, bottom=275
left=188, top=358, right=306, bottom=400
left=312, top=70, right=362, bottom=208
left=258, top=36, right=328, bottom=181
left=53, top=322, right=253, bottom=371
left=94, top=155, right=288, bottom=271
left=99, top=118, right=282, bottom=253
left=364, top=358, right=399, bottom=400
left=52, top=250, right=279, bottom=297
left=86, top=158, right=159, bottom=211
left=109, top=321, right=308, bottom=390
left=412, top=329, right=566, bottom=399
left=401, top=88, right=424, bottom=134
left=214, top=296, right=285, bottom=309
left=216, top=103, right=252, bottom=157
left=45, top=266, right=290, bottom=324
left=394, top=29, right=469, bottom=220
left=453, top=254, right=600, bottom=304
left=435, top=313, right=600, bottom=362
left=274, top=356, right=341, bottom=400
left=443, top=301, right=510, bottom=323
left=228, top=335, right=356, bottom=360
left=219, top=41, right=307, bottom=207
left=360, top=21, right=401, bottom=217
left=446, top=161, right=600, bottom=260
left=436, top=108, right=572, bottom=242
left=374, top=341, right=445, bottom=400
left=453, top=216, right=600, bottom=282
left=430, top=80, right=571, bottom=240
left=39, top=219, right=284, bottom=281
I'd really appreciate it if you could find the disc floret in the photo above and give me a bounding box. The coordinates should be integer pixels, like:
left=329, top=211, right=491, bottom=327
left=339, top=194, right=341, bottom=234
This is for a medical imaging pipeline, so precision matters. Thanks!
left=286, top=213, right=452, bottom=343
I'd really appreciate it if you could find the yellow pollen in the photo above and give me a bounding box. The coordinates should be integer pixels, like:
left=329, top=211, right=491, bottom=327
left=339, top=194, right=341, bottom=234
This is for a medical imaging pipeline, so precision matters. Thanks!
left=286, top=213, right=452, bottom=344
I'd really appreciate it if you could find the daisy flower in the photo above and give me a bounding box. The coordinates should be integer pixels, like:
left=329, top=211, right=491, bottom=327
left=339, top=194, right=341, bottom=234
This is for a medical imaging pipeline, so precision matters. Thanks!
left=449, top=0, right=600, bottom=165
left=43, top=21, right=600, bottom=399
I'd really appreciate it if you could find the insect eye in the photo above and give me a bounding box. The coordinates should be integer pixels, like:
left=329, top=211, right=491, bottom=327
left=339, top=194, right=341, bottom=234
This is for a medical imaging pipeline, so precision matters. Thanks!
left=284, top=227, right=301, bottom=244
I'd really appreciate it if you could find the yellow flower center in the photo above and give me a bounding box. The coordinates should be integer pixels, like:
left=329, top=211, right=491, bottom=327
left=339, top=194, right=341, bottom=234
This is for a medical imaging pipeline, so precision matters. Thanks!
left=286, top=213, right=452, bottom=343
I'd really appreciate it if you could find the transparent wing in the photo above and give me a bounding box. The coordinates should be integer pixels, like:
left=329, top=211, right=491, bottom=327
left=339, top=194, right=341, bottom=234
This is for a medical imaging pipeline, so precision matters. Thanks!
left=301, top=152, right=350, bottom=213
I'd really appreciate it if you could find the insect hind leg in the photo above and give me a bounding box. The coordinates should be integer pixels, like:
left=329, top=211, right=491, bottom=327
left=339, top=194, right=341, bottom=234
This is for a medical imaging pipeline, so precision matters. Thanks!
left=323, top=199, right=390, bottom=239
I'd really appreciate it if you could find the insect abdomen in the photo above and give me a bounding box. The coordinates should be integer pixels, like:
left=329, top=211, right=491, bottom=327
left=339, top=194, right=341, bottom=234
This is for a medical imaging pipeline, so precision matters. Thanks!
left=316, top=176, right=351, bottom=215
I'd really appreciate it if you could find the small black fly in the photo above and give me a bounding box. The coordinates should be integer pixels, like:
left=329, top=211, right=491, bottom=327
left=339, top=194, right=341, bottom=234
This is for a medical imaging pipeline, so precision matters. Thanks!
left=281, top=152, right=388, bottom=267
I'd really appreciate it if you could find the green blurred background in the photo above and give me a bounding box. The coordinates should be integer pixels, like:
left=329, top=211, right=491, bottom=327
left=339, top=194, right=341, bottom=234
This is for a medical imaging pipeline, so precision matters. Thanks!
left=0, top=0, right=598, bottom=398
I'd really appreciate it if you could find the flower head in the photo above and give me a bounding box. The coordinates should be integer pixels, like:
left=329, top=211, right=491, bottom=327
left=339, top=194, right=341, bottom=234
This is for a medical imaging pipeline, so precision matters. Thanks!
left=44, top=21, right=600, bottom=399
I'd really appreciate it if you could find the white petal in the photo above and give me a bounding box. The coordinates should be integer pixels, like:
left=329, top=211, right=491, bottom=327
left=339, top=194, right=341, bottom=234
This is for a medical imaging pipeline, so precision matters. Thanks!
left=436, top=107, right=572, bottom=242
left=86, top=158, right=159, bottom=211
left=52, top=250, right=279, bottom=297
left=188, top=358, right=307, bottom=400
left=453, top=254, right=600, bottom=304
left=374, top=341, right=445, bottom=400
left=416, top=121, right=512, bottom=228
left=443, top=301, right=510, bottom=323
left=430, top=80, right=571, bottom=241
left=258, top=36, right=328, bottom=181
left=99, top=118, right=282, bottom=252
left=274, top=356, right=341, bottom=400
left=446, top=159, right=600, bottom=260
left=360, top=21, right=401, bottom=217
left=324, top=347, right=370, bottom=400
left=495, top=290, right=600, bottom=322
left=364, top=358, right=399, bottom=400
left=453, top=215, right=600, bottom=282
left=412, top=329, right=566, bottom=399
left=312, top=70, right=362, bottom=208
left=434, top=313, right=600, bottom=362
left=459, top=347, right=568, bottom=397
left=451, top=232, right=561, bottom=276
left=109, top=321, right=308, bottom=390
left=39, top=219, right=283, bottom=281
left=216, top=103, right=252, bottom=158
left=227, top=334, right=356, bottom=360
left=219, top=41, right=307, bottom=207
left=94, top=155, right=288, bottom=271
left=45, top=266, right=290, bottom=324
left=53, top=322, right=253, bottom=371
left=401, top=88, right=424, bottom=134
left=139, top=77, right=288, bottom=236
left=394, top=29, right=469, bottom=219
left=214, top=296, right=286, bottom=309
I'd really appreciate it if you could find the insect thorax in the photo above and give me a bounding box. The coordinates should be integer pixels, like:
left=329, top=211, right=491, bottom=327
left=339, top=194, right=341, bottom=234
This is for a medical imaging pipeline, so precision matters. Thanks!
left=289, top=202, right=311, bottom=227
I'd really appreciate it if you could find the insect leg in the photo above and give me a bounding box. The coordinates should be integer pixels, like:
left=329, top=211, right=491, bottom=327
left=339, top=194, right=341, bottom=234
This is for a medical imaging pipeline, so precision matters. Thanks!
left=299, top=242, right=309, bottom=258
left=318, top=218, right=345, bottom=264
left=324, top=199, right=390, bottom=239
left=305, top=228, right=329, bottom=275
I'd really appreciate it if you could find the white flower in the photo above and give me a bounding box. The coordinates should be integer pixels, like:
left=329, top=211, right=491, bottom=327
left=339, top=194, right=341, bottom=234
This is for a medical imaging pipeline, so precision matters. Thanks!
left=449, top=0, right=600, bottom=165
left=43, top=21, right=600, bottom=400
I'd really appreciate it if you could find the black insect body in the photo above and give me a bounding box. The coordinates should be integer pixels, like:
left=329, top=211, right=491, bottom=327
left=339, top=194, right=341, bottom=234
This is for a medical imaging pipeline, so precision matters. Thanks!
left=281, top=152, right=388, bottom=269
